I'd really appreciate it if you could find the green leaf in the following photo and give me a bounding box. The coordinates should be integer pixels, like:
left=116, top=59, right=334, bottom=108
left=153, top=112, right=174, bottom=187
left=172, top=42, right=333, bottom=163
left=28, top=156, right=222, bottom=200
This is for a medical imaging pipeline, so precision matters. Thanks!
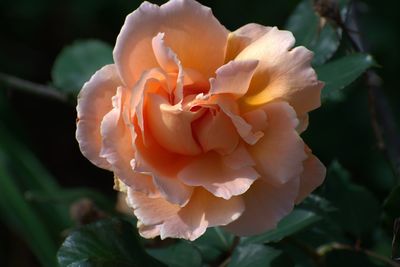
left=192, top=227, right=234, bottom=262
left=147, top=241, right=202, bottom=267
left=286, top=0, right=341, bottom=65
left=325, top=250, right=385, bottom=267
left=383, top=185, right=400, bottom=219
left=317, top=53, right=375, bottom=101
left=57, top=218, right=165, bottom=267
left=228, top=244, right=291, bottom=267
left=241, top=209, right=320, bottom=245
left=321, top=161, right=380, bottom=236
left=52, top=40, right=113, bottom=94
left=0, top=162, right=58, bottom=267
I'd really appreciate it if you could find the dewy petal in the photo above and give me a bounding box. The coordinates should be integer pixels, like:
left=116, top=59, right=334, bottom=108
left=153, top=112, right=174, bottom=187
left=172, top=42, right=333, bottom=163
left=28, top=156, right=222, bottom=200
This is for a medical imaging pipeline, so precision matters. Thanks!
left=128, top=187, right=244, bottom=241
left=114, top=0, right=228, bottom=87
left=209, top=60, right=259, bottom=98
left=296, top=148, right=326, bottom=203
left=224, top=178, right=299, bottom=236
left=178, top=150, right=259, bottom=200
left=100, top=87, right=157, bottom=195
left=249, top=102, right=307, bottom=185
left=225, top=23, right=272, bottom=62
left=235, top=27, right=323, bottom=115
left=76, top=64, right=121, bottom=170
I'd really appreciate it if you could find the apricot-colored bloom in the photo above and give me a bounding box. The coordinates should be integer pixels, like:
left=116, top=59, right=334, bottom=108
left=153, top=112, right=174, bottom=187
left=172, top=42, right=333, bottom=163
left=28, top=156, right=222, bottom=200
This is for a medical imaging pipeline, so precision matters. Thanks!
left=76, top=0, right=325, bottom=240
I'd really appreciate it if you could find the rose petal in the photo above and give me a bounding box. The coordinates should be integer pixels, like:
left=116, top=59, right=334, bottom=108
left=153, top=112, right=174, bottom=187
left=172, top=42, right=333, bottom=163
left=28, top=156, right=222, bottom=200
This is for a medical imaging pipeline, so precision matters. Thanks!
left=138, top=222, right=162, bottom=239
left=224, top=178, right=299, bottom=236
left=76, top=64, right=121, bottom=169
left=296, top=149, right=326, bottom=203
left=192, top=108, right=239, bottom=154
left=100, top=88, right=157, bottom=195
left=235, top=27, right=323, bottom=115
left=209, top=60, right=259, bottom=98
left=128, top=188, right=244, bottom=241
left=241, top=109, right=268, bottom=133
left=130, top=68, right=169, bottom=142
left=146, top=93, right=202, bottom=155
left=152, top=175, right=194, bottom=206
left=178, top=150, right=259, bottom=200
left=217, top=96, right=264, bottom=145
left=296, top=113, right=309, bottom=134
left=226, top=23, right=272, bottom=62
left=127, top=187, right=181, bottom=226
left=114, top=0, right=228, bottom=87
left=152, top=32, right=185, bottom=103
left=133, top=118, right=194, bottom=206
left=249, top=102, right=307, bottom=185
left=152, top=32, right=180, bottom=73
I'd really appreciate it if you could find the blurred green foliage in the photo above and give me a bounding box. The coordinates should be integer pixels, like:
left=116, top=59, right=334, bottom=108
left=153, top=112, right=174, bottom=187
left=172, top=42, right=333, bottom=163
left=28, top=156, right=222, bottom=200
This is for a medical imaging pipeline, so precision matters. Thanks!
left=1, top=0, right=400, bottom=266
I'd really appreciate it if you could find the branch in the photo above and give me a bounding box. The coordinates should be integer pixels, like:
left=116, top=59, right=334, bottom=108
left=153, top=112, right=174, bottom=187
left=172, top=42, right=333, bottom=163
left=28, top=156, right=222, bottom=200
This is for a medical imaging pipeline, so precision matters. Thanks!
left=0, top=72, right=68, bottom=102
left=315, top=0, right=400, bottom=179
left=317, top=242, right=400, bottom=267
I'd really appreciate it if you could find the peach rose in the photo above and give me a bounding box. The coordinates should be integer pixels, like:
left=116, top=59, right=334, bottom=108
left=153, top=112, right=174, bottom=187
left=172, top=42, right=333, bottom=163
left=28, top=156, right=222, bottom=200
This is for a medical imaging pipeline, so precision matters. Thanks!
left=76, top=0, right=326, bottom=240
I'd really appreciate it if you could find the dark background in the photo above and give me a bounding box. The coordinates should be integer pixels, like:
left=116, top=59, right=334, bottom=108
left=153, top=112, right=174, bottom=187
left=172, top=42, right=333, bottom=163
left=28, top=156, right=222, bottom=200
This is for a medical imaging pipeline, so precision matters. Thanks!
left=0, top=0, right=399, bottom=265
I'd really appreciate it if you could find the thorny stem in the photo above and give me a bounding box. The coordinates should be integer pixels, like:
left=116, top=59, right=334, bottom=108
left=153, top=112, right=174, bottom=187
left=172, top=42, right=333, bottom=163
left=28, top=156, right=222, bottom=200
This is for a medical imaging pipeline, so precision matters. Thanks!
left=0, top=72, right=68, bottom=102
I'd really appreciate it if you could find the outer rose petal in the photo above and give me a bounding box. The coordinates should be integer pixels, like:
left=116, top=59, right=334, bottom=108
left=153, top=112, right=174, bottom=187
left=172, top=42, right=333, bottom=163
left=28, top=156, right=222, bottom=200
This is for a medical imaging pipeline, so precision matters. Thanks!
left=235, top=27, right=323, bottom=115
left=297, top=114, right=309, bottom=134
left=114, top=0, right=228, bottom=87
left=225, top=23, right=272, bottom=62
left=224, top=178, right=299, bottom=236
left=249, top=102, right=307, bottom=185
left=178, top=149, right=259, bottom=200
left=76, top=64, right=121, bottom=169
left=128, top=187, right=244, bottom=241
left=100, top=88, right=157, bottom=196
left=296, top=149, right=326, bottom=203
left=138, top=222, right=162, bottom=239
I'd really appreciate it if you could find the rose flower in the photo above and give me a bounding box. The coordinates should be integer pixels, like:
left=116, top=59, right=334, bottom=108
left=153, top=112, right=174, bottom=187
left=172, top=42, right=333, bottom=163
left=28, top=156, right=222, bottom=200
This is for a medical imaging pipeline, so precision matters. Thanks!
left=76, top=0, right=325, bottom=240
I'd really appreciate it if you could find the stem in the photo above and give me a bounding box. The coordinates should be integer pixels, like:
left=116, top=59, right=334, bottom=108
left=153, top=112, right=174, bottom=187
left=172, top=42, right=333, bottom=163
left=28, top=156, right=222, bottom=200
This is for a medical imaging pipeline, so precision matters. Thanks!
left=217, top=236, right=240, bottom=267
left=318, top=242, right=400, bottom=267
left=0, top=72, right=68, bottom=102
left=284, top=237, right=325, bottom=267
left=341, top=1, right=400, bottom=180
